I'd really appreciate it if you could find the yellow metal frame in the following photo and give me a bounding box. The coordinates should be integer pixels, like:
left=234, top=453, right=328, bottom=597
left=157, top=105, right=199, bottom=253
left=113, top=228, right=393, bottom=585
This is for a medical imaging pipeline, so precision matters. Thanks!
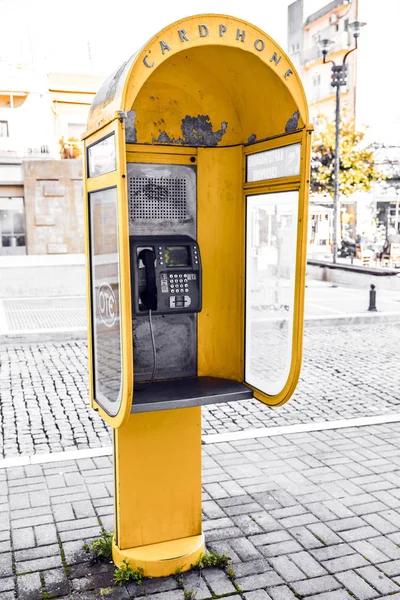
left=83, top=118, right=133, bottom=429
left=243, top=127, right=312, bottom=406
left=112, top=407, right=204, bottom=576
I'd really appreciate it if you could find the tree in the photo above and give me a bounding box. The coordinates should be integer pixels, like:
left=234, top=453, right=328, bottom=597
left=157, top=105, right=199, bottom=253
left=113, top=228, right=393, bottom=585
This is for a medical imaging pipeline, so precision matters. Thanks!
left=59, top=136, right=82, bottom=159
left=311, top=112, right=384, bottom=197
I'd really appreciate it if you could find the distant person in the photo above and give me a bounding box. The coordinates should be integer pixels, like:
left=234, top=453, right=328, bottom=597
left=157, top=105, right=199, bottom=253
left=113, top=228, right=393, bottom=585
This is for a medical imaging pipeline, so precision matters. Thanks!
left=378, top=239, right=390, bottom=263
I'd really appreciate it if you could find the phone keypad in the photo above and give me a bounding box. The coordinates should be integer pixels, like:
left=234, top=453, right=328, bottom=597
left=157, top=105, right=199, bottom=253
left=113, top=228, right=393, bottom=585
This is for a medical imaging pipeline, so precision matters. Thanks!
left=168, top=273, right=189, bottom=294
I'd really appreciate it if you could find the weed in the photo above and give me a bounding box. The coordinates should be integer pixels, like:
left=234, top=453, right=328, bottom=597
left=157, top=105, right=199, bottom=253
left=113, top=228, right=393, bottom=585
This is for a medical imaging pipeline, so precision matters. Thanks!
left=113, top=558, right=144, bottom=586
left=184, top=590, right=196, bottom=600
left=174, top=565, right=184, bottom=588
left=85, top=530, right=113, bottom=564
left=226, top=565, right=236, bottom=580
left=194, top=550, right=231, bottom=570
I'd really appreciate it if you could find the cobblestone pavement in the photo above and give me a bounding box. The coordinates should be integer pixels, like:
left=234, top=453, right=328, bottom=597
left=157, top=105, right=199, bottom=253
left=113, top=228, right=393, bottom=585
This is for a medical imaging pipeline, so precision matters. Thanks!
left=3, top=422, right=400, bottom=598
left=1, top=322, right=400, bottom=458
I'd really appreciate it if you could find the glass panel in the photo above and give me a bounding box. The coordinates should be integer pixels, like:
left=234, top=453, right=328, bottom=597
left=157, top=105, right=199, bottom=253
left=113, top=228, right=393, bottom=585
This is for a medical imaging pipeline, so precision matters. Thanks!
left=0, top=197, right=26, bottom=251
left=88, top=134, right=116, bottom=178
left=246, top=143, right=301, bottom=183
left=89, top=187, right=123, bottom=416
left=0, top=121, right=9, bottom=137
left=245, top=191, right=299, bottom=396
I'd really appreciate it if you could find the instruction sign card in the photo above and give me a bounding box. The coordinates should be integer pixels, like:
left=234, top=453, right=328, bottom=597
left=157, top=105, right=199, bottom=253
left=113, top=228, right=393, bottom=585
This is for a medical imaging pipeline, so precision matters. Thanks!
left=247, top=143, right=300, bottom=183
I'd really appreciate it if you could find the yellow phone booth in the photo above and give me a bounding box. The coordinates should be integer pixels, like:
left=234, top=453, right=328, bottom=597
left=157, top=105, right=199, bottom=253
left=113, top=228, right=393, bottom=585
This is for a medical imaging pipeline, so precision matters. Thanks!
left=82, top=14, right=311, bottom=577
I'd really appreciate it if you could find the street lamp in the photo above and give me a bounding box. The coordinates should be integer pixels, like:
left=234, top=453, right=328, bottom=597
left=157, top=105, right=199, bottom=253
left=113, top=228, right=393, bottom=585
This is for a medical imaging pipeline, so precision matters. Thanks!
left=318, top=20, right=366, bottom=264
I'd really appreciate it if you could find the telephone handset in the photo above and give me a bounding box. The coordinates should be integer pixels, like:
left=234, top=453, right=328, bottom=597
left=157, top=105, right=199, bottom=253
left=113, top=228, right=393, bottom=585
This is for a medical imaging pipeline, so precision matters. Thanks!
left=137, top=248, right=157, bottom=311
left=130, top=235, right=202, bottom=316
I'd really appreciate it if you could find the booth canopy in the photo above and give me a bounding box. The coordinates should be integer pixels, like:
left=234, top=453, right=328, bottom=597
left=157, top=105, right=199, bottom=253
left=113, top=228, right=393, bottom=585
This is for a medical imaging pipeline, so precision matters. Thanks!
left=83, top=14, right=309, bottom=145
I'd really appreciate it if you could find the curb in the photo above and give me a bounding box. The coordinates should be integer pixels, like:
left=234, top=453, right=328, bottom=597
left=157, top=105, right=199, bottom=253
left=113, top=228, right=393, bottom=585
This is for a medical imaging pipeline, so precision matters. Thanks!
left=0, top=328, right=87, bottom=344
left=304, top=312, right=400, bottom=327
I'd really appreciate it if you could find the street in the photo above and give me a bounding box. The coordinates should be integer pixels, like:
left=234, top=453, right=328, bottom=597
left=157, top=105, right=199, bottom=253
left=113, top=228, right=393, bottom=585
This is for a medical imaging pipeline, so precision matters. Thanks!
left=1, top=322, right=399, bottom=459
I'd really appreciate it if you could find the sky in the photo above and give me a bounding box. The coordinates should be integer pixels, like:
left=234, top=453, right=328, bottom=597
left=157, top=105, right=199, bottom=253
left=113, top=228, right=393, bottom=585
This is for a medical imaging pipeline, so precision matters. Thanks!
left=1, top=0, right=327, bottom=77
left=2, top=0, right=399, bottom=143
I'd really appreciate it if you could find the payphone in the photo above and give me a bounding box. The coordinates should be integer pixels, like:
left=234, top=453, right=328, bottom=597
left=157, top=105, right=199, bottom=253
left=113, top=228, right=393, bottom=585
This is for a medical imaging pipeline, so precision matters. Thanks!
left=130, top=235, right=202, bottom=315
left=83, top=12, right=311, bottom=578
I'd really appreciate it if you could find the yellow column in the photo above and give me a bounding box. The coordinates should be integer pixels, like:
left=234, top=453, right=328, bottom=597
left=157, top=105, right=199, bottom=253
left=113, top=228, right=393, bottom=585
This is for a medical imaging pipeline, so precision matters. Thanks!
left=112, top=406, right=205, bottom=576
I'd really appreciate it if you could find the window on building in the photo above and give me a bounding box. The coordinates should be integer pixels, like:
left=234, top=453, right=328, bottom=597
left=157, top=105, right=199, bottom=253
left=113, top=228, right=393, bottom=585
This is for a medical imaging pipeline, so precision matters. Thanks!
left=0, top=197, right=26, bottom=253
left=67, top=123, right=85, bottom=139
left=313, top=74, right=321, bottom=87
left=0, top=94, right=27, bottom=109
left=0, top=121, right=9, bottom=137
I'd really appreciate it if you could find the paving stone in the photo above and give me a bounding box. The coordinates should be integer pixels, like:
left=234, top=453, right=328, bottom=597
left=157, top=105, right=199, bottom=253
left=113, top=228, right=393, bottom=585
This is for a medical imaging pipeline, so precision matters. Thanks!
left=17, top=572, right=42, bottom=600
left=202, top=568, right=237, bottom=595
left=15, top=543, right=61, bottom=562
left=202, top=500, right=226, bottom=519
left=0, top=553, right=13, bottom=577
left=322, top=553, right=369, bottom=573
left=378, top=560, right=400, bottom=577
left=232, top=514, right=264, bottom=535
left=288, top=550, right=327, bottom=577
left=268, top=556, right=306, bottom=582
left=16, top=554, right=62, bottom=574
left=260, top=540, right=302, bottom=558
left=233, top=559, right=271, bottom=578
left=368, top=536, right=400, bottom=559
left=311, top=544, right=357, bottom=562
left=12, top=526, right=35, bottom=550
left=267, top=585, right=297, bottom=600
left=236, top=571, right=284, bottom=591
left=306, top=589, right=354, bottom=600
left=61, top=540, right=88, bottom=565
left=0, top=576, right=14, bottom=593
left=182, top=571, right=212, bottom=599
left=35, top=522, right=58, bottom=545
left=335, top=570, right=378, bottom=600
left=136, top=591, right=184, bottom=600
left=229, top=537, right=261, bottom=561
left=205, top=524, right=244, bottom=541
left=307, top=523, right=343, bottom=545
left=245, top=591, right=272, bottom=600
left=250, top=531, right=292, bottom=547
left=351, top=540, right=389, bottom=563
left=43, top=568, right=71, bottom=597
left=291, top=575, right=342, bottom=596
left=251, top=512, right=282, bottom=533
left=356, top=565, right=400, bottom=594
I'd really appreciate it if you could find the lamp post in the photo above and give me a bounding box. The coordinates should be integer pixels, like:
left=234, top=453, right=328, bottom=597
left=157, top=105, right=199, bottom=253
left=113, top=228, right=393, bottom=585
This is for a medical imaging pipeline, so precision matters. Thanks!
left=318, top=20, right=365, bottom=264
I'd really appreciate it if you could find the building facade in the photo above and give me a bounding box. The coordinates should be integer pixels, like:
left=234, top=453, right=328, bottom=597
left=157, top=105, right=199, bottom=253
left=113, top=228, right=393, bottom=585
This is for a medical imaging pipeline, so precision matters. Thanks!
left=0, top=61, right=102, bottom=256
left=288, top=0, right=400, bottom=254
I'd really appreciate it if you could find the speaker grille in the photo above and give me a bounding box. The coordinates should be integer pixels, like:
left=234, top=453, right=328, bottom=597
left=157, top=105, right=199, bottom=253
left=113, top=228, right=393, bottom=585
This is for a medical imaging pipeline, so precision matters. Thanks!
left=129, top=177, right=187, bottom=220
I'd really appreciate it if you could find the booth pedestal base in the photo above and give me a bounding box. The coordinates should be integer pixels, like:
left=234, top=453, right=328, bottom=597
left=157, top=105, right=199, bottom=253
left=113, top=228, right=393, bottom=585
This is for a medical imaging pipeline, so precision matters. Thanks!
left=112, top=534, right=205, bottom=577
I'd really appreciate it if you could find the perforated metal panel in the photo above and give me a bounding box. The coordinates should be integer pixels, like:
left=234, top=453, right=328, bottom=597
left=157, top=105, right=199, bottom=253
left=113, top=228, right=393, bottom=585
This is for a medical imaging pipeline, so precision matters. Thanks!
left=127, top=161, right=197, bottom=383
left=129, top=177, right=187, bottom=220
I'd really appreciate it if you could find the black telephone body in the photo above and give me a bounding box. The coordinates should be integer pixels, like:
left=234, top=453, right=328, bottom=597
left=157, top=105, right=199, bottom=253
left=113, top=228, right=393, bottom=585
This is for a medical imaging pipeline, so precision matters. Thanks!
left=130, top=235, right=202, bottom=316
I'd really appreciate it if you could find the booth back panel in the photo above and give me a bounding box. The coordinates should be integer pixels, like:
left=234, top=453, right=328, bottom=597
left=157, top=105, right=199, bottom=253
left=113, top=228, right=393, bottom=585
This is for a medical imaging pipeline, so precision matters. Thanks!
left=127, top=162, right=197, bottom=382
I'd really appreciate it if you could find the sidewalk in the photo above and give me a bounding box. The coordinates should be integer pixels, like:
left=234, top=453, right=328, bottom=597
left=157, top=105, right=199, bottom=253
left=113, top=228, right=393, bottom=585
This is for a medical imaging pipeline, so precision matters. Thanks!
left=3, top=420, right=400, bottom=599
left=1, top=280, right=400, bottom=343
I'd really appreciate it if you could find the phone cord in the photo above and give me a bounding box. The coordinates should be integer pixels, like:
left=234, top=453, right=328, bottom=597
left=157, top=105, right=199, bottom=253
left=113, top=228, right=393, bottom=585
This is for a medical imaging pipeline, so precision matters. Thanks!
left=134, top=309, right=157, bottom=391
